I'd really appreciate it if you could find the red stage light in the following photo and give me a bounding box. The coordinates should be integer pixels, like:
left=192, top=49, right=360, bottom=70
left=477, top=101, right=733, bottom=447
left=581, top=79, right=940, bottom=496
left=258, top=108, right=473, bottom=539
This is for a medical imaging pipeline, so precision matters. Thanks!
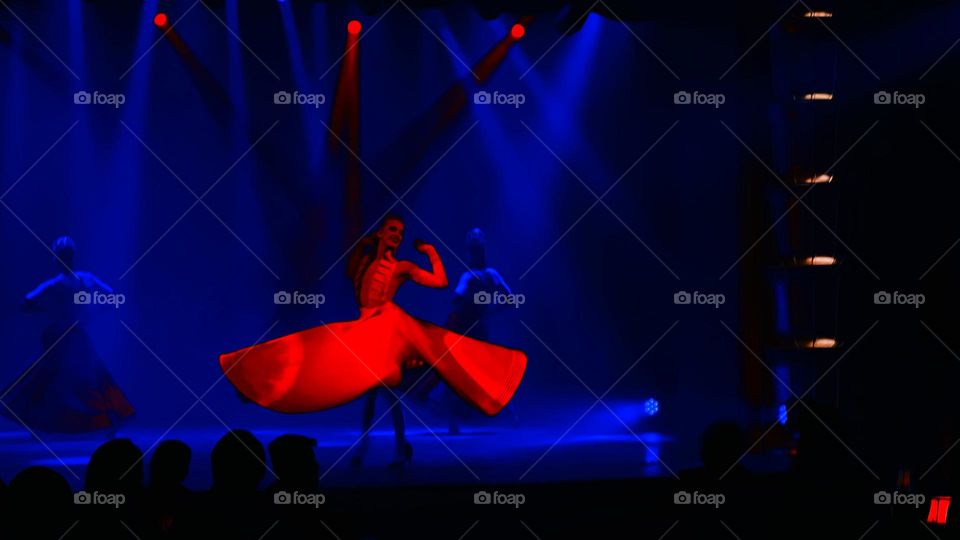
left=153, top=13, right=168, bottom=28
left=510, top=23, right=525, bottom=40
left=347, top=20, right=362, bottom=35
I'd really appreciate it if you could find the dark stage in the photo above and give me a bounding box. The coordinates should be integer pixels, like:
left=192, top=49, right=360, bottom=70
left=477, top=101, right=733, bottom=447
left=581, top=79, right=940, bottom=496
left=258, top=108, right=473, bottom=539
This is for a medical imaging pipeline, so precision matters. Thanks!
left=3, top=0, right=960, bottom=538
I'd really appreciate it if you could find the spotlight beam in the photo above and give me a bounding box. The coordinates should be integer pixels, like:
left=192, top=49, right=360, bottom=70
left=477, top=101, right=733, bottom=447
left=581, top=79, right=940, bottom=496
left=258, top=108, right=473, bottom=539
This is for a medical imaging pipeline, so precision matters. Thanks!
left=328, top=22, right=363, bottom=242
left=372, top=16, right=533, bottom=190
left=155, top=17, right=233, bottom=125
left=0, top=19, right=78, bottom=89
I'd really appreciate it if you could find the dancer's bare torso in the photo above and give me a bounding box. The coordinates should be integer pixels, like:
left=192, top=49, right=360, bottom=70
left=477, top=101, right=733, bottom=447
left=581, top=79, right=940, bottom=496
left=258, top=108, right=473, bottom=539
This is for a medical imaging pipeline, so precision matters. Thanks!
left=358, top=248, right=447, bottom=309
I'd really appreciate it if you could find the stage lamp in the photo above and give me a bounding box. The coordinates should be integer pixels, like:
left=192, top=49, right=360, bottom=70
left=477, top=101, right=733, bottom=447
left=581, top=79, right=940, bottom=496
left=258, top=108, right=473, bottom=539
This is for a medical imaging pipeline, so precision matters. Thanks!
left=778, top=404, right=788, bottom=425
left=801, top=92, right=833, bottom=101
left=798, top=338, right=837, bottom=349
left=153, top=12, right=169, bottom=28
left=798, top=256, right=837, bottom=266
left=511, top=23, right=526, bottom=40
left=801, top=174, right=833, bottom=184
left=643, top=398, right=659, bottom=416
left=347, top=20, right=362, bottom=35
left=803, top=11, right=833, bottom=18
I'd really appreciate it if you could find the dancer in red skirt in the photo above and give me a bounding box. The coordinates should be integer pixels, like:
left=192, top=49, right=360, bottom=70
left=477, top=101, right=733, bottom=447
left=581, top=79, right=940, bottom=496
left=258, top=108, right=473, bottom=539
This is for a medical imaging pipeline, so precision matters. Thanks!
left=219, top=215, right=526, bottom=465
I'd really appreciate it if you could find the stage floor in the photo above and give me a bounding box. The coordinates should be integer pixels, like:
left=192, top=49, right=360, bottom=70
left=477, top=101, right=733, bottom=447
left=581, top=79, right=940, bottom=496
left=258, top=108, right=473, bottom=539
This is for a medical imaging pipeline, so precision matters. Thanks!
left=1, top=396, right=791, bottom=489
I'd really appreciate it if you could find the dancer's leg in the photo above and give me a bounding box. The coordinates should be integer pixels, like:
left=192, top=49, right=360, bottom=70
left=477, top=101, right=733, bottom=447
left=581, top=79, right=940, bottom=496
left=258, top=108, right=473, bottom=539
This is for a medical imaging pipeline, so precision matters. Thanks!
left=388, top=392, right=406, bottom=449
left=413, top=372, right=443, bottom=402
left=383, top=391, right=412, bottom=465
left=351, top=389, right=378, bottom=465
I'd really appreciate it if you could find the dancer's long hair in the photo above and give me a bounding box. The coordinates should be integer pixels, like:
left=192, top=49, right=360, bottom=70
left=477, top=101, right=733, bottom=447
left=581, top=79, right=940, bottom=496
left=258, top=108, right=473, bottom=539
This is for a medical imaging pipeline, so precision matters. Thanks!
left=346, top=214, right=404, bottom=304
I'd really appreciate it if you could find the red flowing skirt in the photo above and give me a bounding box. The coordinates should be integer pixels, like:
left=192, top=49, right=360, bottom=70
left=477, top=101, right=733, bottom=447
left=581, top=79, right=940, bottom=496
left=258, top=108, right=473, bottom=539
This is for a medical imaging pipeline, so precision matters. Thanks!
left=219, top=303, right=525, bottom=416
left=2, top=326, right=134, bottom=433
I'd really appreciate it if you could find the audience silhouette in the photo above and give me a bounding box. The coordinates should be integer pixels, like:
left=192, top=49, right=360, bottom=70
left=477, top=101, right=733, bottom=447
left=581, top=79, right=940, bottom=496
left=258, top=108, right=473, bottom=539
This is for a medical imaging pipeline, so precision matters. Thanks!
left=268, top=434, right=320, bottom=494
left=6, top=466, right=74, bottom=539
left=0, top=420, right=948, bottom=539
left=73, top=438, right=146, bottom=538
left=146, top=440, right=193, bottom=536
left=176, top=430, right=272, bottom=539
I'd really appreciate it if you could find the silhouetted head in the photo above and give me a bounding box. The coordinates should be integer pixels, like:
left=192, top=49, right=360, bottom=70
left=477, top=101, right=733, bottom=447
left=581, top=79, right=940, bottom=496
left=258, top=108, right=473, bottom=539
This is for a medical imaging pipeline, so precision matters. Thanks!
left=149, top=440, right=192, bottom=487
left=52, top=236, right=76, bottom=271
left=466, top=228, right=486, bottom=268
left=699, top=421, right=745, bottom=473
left=86, top=439, right=144, bottom=496
left=211, top=430, right=266, bottom=493
left=10, top=466, right=72, bottom=505
left=376, top=215, right=405, bottom=252
left=9, top=467, right=73, bottom=536
left=268, top=434, right=319, bottom=491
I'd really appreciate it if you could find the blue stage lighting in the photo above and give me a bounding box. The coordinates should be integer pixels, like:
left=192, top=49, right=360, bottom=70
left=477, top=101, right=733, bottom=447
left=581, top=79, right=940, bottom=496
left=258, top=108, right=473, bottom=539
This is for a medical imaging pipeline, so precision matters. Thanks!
left=643, top=398, right=659, bottom=416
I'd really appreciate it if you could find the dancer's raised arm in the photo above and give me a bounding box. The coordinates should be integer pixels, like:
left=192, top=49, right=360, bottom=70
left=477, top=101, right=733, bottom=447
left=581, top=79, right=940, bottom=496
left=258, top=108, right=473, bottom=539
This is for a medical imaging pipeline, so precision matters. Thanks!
left=23, top=276, right=59, bottom=311
left=404, top=241, right=448, bottom=288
